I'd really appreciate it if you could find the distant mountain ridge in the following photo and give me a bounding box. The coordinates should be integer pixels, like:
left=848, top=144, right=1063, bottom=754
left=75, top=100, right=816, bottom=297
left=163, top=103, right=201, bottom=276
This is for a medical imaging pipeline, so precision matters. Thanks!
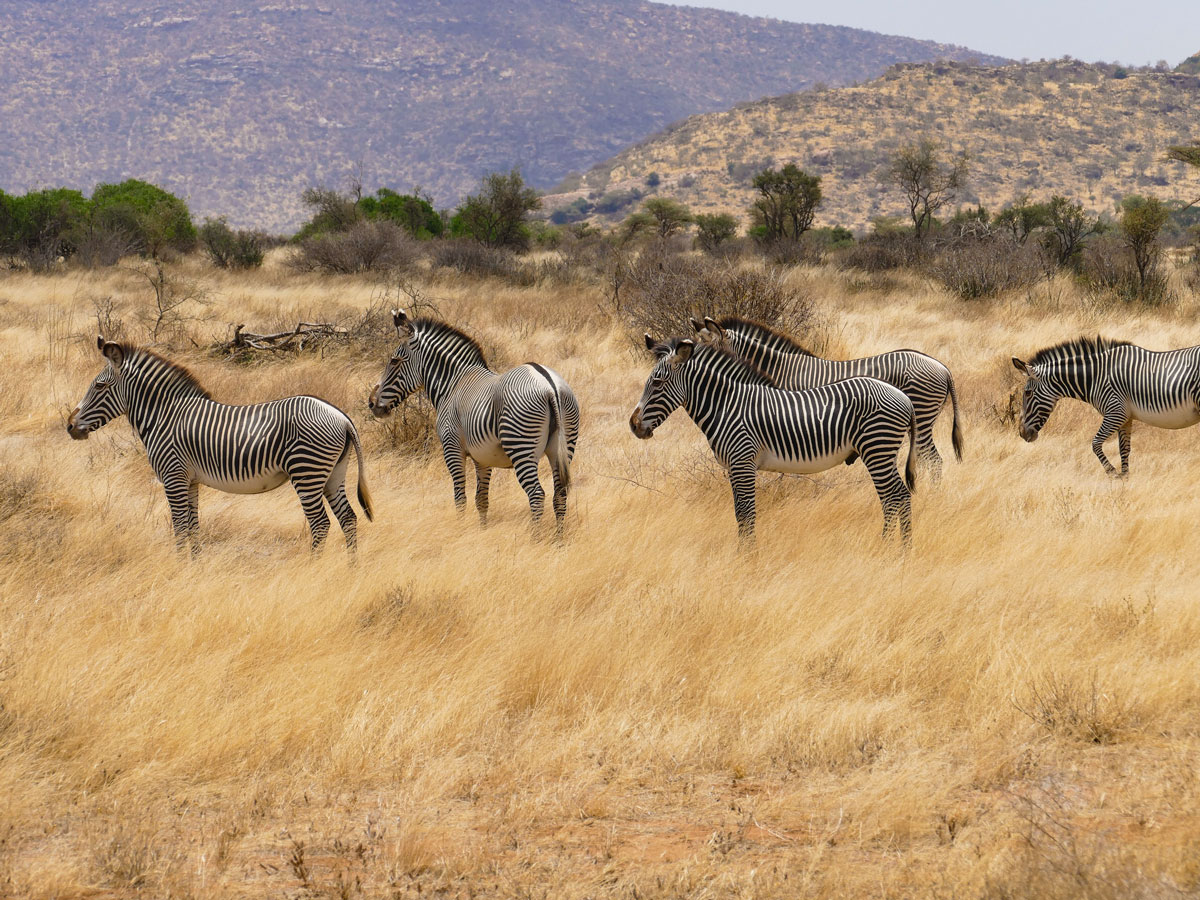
left=543, top=59, right=1200, bottom=231
left=0, top=0, right=1006, bottom=232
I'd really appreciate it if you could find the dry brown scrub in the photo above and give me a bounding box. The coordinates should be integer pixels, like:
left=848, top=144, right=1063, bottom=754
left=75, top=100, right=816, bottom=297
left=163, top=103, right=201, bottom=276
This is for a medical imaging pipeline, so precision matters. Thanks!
left=1, top=254, right=1199, bottom=898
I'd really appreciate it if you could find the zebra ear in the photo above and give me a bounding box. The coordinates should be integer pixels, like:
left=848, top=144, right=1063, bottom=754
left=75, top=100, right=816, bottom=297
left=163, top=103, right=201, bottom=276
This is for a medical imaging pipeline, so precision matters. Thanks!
left=689, top=316, right=704, bottom=334
left=96, top=334, right=105, bottom=351
left=644, top=333, right=656, bottom=351
left=703, top=317, right=724, bottom=340
left=674, top=339, right=695, bottom=363
left=392, top=308, right=413, bottom=337
left=1012, top=357, right=1029, bottom=374
left=101, top=341, right=125, bottom=369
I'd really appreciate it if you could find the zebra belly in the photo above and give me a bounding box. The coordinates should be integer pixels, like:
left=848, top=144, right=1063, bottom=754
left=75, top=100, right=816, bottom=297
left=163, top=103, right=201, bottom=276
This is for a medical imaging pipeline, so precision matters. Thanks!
left=196, top=469, right=290, bottom=494
left=468, top=436, right=512, bottom=469
left=1130, top=401, right=1200, bottom=430
left=759, top=445, right=853, bottom=475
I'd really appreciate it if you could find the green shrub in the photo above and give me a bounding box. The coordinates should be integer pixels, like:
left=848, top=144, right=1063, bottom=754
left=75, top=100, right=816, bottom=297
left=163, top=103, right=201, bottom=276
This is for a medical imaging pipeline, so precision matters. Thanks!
left=90, top=179, right=196, bottom=257
left=199, top=218, right=265, bottom=269
left=357, top=188, right=443, bottom=239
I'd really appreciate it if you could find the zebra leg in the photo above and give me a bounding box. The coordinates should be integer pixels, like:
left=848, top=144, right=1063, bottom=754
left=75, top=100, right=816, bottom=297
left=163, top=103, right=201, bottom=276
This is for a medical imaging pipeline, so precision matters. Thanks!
left=292, top=476, right=332, bottom=550
left=163, top=475, right=196, bottom=553
left=866, top=455, right=912, bottom=544
left=1091, top=412, right=1125, bottom=476
left=441, top=439, right=468, bottom=513
left=324, top=481, right=358, bottom=552
left=185, top=481, right=200, bottom=555
left=511, top=455, right=547, bottom=527
left=1118, top=421, right=1132, bottom=477
left=913, top=400, right=944, bottom=480
left=474, top=461, right=492, bottom=526
left=728, top=463, right=757, bottom=543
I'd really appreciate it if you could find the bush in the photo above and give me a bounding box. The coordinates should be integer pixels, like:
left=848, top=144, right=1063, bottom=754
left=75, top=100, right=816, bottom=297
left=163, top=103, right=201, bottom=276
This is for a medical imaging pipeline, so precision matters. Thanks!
left=927, top=234, right=1046, bottom=300
left=199, top=218, right=265, bottom=269
left=430, top=239, right=521, bottom=281
left=90, top=179, right=196, bottom=257
left=449, top=169, right=541, bottom=249
left=694, top=213, right=739, bottom=253
left=357, top=188, right=443, bottom=239
left=289, top=220, right=418, bottom=274
left=624, top=248, right=817, bottom=342
left=3, top=188, right=90, bottom=269
left=836, top=231, right=924, bottom=272
left=1079, top=234, right=1174, bottom=306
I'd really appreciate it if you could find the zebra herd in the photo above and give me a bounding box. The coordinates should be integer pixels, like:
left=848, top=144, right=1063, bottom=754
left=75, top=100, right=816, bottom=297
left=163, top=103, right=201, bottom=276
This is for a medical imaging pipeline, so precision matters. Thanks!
left=66, top=312, right=1200, bottom=552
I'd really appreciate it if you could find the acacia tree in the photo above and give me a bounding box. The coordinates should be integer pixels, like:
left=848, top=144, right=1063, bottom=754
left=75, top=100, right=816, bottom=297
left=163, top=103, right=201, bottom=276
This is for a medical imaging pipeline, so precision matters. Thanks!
left=452, top=169, right=541, bottom=249
left=750, top=164, right=822, bottom=242
left=1166, top=141, right=1200, bottom=211
left=887, top=140, right=969, bottom=240
left=994, top=195, right=1051, bottom=245
left=641, top=197, right=692, bottom=238
left=1119, top=196, right=1169, bottom=293
left=1042, top=195, right=1103, bottom=268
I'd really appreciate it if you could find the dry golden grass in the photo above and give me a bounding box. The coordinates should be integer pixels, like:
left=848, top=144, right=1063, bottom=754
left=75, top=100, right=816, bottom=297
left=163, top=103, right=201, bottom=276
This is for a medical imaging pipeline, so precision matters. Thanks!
left=2, top=253, right=1200, bottom=898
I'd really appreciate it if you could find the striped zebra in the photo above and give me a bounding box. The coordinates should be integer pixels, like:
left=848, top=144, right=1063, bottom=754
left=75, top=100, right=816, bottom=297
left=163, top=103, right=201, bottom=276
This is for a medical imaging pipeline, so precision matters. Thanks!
left=67, top=337, right=374, bottom=552
left=368, top=310, right=580, bottom=532
left=631, top=335, right=918, bottom=541
left=1013, top=335, right=1200, bottom=476
left=691, top=316, right=962, bottom=477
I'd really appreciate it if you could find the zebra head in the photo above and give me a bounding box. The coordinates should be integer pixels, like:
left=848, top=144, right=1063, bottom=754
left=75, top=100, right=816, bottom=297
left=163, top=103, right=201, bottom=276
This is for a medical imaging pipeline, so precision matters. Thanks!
left=369, top=309, right=422, bottom=417
left=1012, top=357, right=1058, bottom=442
left=68, top=337, right=128, bottom=440
left=630, top=334, right=694, bottom=439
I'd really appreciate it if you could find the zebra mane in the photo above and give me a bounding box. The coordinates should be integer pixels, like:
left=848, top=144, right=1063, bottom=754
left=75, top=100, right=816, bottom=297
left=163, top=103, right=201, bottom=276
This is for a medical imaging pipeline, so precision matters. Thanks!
left=1029, top=335, right=1133, bottom=367
left=655, top=337, right=776, bottom=386
left=123, top=345, right=213, bottom=399
left=712, top=316, right=815, bottom=357
left=411, top=318, right=488, bottom=367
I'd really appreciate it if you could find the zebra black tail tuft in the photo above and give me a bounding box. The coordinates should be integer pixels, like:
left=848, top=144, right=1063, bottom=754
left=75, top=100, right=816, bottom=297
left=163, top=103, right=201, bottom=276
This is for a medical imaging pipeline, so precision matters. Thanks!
left=905, top=406, right=918, bottom=494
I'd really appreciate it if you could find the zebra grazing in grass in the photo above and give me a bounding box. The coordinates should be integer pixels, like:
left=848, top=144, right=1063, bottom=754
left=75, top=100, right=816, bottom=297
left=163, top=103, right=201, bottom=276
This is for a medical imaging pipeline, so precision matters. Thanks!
left=1013, top=335, right=1200, bottom=476
left=691, top=316, right=962, bottom=477
left=369, top=310, right=579, bottom=532
left=631, top=336, right=918, bottom=542
left=68, top=337, right=374, bottom=552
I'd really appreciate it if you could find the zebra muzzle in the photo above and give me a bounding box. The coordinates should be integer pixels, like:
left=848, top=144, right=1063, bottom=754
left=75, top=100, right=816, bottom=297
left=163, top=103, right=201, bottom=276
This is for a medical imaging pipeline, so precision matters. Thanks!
left=629, top=409, right=653, bottom=439
left=66, top=409, right=89, bottom=440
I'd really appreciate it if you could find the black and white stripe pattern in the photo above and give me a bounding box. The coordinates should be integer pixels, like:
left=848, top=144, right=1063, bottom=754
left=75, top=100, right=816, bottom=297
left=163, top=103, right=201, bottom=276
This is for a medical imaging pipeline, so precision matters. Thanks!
left=631, top=336, right=918, bottom=541
left=1013, top=335, right=1200, bottom=476
left=369, top=310, right=580, bottom=532
left=67, top=337, right=373, bottom=552
left=692, top=316, right=962, bottom=477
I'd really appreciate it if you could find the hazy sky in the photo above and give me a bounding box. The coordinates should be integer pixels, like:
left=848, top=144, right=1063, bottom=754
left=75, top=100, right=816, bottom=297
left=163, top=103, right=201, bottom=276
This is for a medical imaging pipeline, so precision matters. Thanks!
left=657, top=1, right=1198, bottom=67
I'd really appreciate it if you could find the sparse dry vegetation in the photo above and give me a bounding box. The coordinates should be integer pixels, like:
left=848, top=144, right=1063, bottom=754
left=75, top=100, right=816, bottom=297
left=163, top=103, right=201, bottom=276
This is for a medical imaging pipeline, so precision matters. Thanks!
left=2, top=249, right=1200, bottom=898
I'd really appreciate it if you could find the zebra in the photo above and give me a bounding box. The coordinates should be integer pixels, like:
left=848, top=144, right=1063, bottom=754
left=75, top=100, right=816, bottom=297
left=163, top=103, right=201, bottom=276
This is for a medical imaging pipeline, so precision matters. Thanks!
left=67, top=337, right=374, bottom=552
left=1013, top=335, right=1200, bottom=476
left=631, top=335, right=918, bottom=542
left=368, top=310, right=580, bottom=532
left=690, top=315, right=962, bottom=477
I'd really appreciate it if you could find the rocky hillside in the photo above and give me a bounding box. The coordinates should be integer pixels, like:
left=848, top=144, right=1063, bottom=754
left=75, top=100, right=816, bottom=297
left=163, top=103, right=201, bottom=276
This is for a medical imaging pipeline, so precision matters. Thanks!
left=0, top=0, right=1004, bottom=233
left=545, top=59, right=1200, bottom=231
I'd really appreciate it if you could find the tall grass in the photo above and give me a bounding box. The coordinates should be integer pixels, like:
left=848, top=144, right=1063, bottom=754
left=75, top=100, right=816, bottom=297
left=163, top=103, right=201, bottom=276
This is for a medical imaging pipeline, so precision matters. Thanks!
left=1, top=257, right=1198, bottom=897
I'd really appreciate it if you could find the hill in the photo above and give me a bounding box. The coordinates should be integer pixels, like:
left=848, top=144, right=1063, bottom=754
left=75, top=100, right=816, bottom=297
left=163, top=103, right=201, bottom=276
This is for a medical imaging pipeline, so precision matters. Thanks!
left=0, top=0, right=1005, bottom=234
left=1177, top=52, right=1200, bottom=75
left=545, top=59, right=1200, bottom=230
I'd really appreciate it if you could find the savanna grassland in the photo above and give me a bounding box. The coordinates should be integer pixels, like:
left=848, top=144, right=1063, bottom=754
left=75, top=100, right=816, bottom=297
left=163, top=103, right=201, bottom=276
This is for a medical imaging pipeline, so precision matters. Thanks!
left=2, top=252, right=1200, bottom=898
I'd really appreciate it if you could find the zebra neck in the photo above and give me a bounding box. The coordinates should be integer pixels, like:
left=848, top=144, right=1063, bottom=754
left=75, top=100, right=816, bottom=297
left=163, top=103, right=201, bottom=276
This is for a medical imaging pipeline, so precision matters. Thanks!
left=125, top=372, right=207, bottom=440
left=733, top=335, right=814, bottom=375
left=1047, top=356, right=1104, bottom=401
left=680, top=370, right=744, bottom=434
left=424, top=361, right=492, bottom=409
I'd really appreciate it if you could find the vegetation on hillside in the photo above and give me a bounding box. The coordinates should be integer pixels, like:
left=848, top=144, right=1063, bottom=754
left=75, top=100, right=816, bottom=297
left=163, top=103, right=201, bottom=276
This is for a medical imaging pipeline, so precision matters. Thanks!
left=546, top=59, right=1200, bottom=232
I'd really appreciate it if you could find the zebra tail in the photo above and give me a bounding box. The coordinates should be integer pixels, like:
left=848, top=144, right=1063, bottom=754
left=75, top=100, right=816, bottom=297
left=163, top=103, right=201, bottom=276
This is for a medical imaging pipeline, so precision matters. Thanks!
left=948, top=372, right=964, bottom=461
left=547, top=391, right=572, bottom=491
left=348, top=421, right=375, bottom=522
left=905, top=405, right=918, bottom=494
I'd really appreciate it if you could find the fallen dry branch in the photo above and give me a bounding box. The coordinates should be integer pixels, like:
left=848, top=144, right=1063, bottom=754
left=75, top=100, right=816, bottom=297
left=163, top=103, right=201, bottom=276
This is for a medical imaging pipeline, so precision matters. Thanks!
left=216, top=321, right=351, bottom=354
